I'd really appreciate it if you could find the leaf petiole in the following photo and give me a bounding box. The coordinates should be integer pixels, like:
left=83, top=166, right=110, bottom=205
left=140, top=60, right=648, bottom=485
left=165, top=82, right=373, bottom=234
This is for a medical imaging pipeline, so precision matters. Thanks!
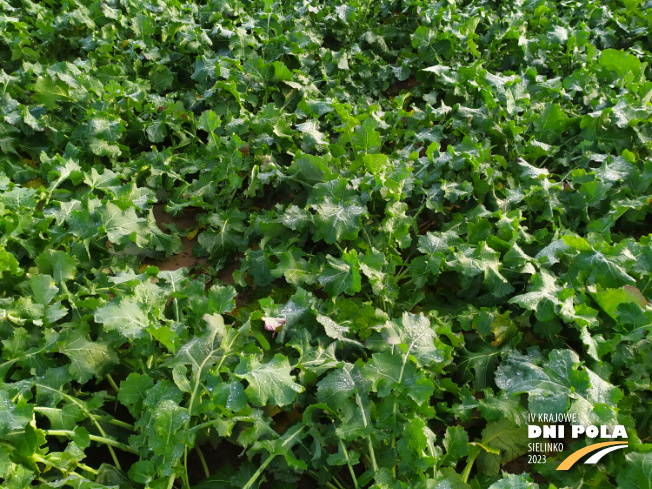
left=33, top=382, right=123, bottom=470
left=461, top=445, right=481, bottom=483
left=196, top=445, right=210, bottom=479
left=34, top=406, right=136, bottom=431
left=242, top=425, right=306, bottom=489
left=43, top=430, right=139, bottom=455
left=339, top=439, right=360, bottom=489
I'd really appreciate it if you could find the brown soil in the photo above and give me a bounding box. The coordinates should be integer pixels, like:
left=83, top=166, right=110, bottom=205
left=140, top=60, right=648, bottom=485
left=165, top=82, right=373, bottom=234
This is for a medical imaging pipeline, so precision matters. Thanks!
left=143, top=204, right=209, bottom=271
left=144, top=204, right=256, bottom=307
left=385, top=76, right=421, bottom=98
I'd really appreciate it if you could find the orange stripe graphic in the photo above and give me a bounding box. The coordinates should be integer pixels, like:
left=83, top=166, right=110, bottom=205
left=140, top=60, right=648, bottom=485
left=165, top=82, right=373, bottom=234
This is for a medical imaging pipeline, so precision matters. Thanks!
left=556, top=441, right=628, bottom=470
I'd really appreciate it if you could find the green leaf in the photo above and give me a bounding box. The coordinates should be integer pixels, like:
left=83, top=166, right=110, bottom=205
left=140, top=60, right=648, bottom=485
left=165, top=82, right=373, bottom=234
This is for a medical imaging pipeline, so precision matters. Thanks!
left=149, top=400, right=190, bottom=474
left=33, top=77, right=74, bottom=109
left=616, top=452, right=652, bottom=489
left=478, top=390, right=528, bottom=426
left=599, top=49, right=644, bottom=81
left=476, top=419, right=529, bottom=476
left=312, top=197, right=367, bottom=244
left=198, top=208, right=248, bottom=257
left=461, top=340, right=501, bottom=390
left=207, top=284, right=237, bottom=314
left=197, top=110, right=222, bottom=133
left=310, top=180, right=367, bottom=244
left=172, top=364, right=191, bottom=393
left=29, top=274, right=59, bottom=306
left=361, top=351, right=404, bottom=397
left=352, top=119, right=381, bottom=154
left=590, top=286, right=648, bottom=321
left=128, top=460, right=155, bottom=484
left=382, top=201, right=413, bottom=249
left=443, top=425, right=469, bottom=462
left=146, top=121, right=167, bottom=143
left=94, top=299, right=149, bottom=339
left=35, top=250, right=77, bottom=284
left=317, top=314, right=363, bottom=347
left=432, top=468, right=472, bottom=488
left=211, top=380, right=247, bottom=412
left=83, top=168, right=120, bottom=189
left=508, top=270, right=563, bottom=321
left=271, top=248, right=315, bottom=286
left=296, top=120, right=328, bottom=146
left=568, top=248, right=636, bottom=288
left=361, top=153, right=389, bottom=175
left=318, top=251, right=362, bottom=296
left=60, top=331, right=119, bottom=383
left=290, top=154, right=335, bottom=184
left=172, top=313, right=230, bottom=397
left=380, top=312, right=450, bottom=367
left=118, top=373, right=154, bottom=417
left=235, top=354, right=304, bottom=407
left=97, top=202, right=147, bottom=246
left=243, top=248, right=273, bottom=287
left=449, top=243, right=514, bottom=297
left=0, top=389, right=31, bottom=436
left=0, top=245, right=21, bottom=275
left=360, top=248, right=389, bottom=295
left=272, top=61, right=293, bottom=82
left=533, top=103, right=570, bottom=141
left=495, top=349, right=622, bottom=425
left=316, top=363, right=367, bottom=409
left=89, top=138, right=121, bottom=158
left=488, top=473, right=540, bottom=489
left=290, top=330, right=342, bottom=377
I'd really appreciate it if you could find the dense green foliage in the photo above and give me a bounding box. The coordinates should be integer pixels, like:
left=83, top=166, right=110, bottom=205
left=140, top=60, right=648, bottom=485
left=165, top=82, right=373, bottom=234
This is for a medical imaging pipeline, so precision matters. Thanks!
left=1, top=0, right=652, bottom=488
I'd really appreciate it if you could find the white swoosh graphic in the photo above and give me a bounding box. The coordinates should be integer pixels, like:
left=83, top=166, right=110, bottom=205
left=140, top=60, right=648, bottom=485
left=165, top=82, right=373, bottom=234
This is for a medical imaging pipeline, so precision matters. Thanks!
left=584, top=444, right=628, bottom=464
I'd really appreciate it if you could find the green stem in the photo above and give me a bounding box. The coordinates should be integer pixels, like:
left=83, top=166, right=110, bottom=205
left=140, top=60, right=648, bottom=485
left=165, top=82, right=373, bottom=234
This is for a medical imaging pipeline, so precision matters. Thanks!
left=33, top=453, right=66, bottom=472
left=332, top=475, right=347, bottom=489
left=31, top=452, right=97, bottom=479
left=391, top=407, right=397, bottom=478
left=190, top=418, right=224, bottom=434
left=0, top=338, right=58, bottom=375
left=44, top=430, right=139, bottom=455
left=306, top=470, right=341, bottom=489
left=173, top=295, right=181, bottom=324
left=393, top=250, right=415, bottom=282
left=33, top=383, right=123, bottom=470
left=339, top=439, right=360, bottom=489
left=242, top=426, right=306, bottom=489
left=243, top=453, right=275, bottom=489
left=391, top=347, right=415, bottom=477
left=78, top=462, right=99, bottom=475
left=641, top=276, right=652, bottom=296
left=461, top=448, right=480, bottom=483
left=183, top=451, right=191, bottom=489
left=362, top=225, right=374, bottom=248
left=167, top=474, right=176, bottom=489
left=354, top=393, right=378, bottom=473
left=412, top=201, right=427, bottom=221
left=105, top=374, right=120, bottom=393
left=105, top=418, right=134, bottom=431
left=60, top=281, right=78, bottom=312
left=184, top=332, right=239, bottom=488
left=34, top=407, right=134, bottom=431
left=425, top=434, right=437, bottom=479
left=0, top=440, right=15, bottom=451
left=394, top=268, right=410, bottom=281
left=283, top=174, right=313, bottom=189
left=196, top=445, right=210, bottom=479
